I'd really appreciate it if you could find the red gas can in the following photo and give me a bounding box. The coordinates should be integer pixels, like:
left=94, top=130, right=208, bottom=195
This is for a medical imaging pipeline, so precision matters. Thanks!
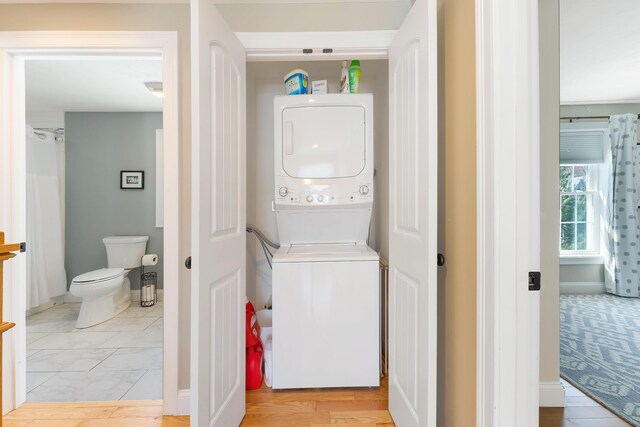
left=246, top=300, right=261, bottom=348
left=246, top=342, right=264, bottom=390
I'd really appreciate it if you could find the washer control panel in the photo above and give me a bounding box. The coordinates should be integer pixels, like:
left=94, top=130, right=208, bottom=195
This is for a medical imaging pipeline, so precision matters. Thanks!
left=275, top=180, right=373, bottom=206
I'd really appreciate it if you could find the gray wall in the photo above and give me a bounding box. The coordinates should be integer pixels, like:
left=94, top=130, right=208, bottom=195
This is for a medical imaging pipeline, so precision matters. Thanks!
left=65, top=112, right=163, bottom=290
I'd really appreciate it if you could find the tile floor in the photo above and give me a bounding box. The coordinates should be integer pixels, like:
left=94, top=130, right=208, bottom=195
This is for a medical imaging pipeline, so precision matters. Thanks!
left=25, top=301, right=163, bottom=402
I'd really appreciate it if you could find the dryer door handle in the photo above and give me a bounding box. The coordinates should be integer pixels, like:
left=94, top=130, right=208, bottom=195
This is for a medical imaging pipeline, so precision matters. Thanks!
left=284, top=121, right=294, bottom=155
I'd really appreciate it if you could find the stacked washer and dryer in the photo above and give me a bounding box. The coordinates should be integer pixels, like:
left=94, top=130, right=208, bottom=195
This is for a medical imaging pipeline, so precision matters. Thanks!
left=271, top=94, right=380, bottom=389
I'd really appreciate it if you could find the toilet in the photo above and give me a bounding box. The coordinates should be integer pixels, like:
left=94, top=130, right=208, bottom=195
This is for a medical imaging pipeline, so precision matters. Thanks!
left=70, top=235, right=148, bottom=328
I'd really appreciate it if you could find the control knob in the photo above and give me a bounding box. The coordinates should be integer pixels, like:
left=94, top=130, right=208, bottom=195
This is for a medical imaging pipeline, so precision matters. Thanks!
left=359, top=185, right=370, bottom=196
left=306, top=195, right=314, bottom=203
left=317, top=195, right=324, bottom=202
left=278, top=187, right=288, bottom=197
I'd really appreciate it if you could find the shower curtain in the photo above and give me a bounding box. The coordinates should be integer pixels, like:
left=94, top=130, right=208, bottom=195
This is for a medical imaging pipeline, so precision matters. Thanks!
left=26, top=125, right=67, bottom=308
left=604, top=114, right=640, bottom=297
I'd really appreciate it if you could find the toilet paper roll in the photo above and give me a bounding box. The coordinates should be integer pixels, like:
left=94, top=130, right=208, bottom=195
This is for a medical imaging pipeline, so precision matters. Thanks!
left=142, top=254, right=158, bottom=266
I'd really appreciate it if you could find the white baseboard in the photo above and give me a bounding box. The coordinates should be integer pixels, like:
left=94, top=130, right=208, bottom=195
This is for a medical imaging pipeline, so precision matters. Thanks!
left=176, top=389, right=190, bottom=415
left=560, top=282, right=605, bottom=295
left=26, top=295, right=65, bottom=317
left=540, top=381, right=565, bottom=407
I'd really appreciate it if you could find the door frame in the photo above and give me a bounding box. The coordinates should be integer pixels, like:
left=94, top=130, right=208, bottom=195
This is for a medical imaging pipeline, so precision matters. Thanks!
left=0, top=31, right=181, bottom=415
left=475, top=0, right=541, bottom=426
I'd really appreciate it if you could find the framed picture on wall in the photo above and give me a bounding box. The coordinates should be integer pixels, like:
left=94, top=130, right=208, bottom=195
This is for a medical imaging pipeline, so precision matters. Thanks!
left=120, top=171, right=144, bottom=189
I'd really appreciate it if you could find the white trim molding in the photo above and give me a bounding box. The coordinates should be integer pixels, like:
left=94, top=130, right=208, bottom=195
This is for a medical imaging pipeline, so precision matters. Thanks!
left=559, top=255, right=603, bottom=265
left=0, top=31, right=181, bottom=416
left=539, top=381, right=565, bottom=407
left=177, top=389, right=190, bottom=416
left=560, top=282, right=605, bottom=295
left=476, top=0, right=541, bottom=426
left=236, top=31, right=396, bottom=61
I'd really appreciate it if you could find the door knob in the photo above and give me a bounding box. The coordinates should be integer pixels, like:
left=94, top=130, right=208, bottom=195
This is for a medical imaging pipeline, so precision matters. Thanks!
left=185, top=256, right=191, bottom=269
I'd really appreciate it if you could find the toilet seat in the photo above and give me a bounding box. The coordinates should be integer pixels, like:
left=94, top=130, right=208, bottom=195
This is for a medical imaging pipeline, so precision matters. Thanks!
left=72, top=268, right=124, bottom=285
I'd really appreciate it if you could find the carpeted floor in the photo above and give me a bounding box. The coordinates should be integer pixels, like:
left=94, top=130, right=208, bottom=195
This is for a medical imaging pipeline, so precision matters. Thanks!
left=560, top=294, right=640, bottom=426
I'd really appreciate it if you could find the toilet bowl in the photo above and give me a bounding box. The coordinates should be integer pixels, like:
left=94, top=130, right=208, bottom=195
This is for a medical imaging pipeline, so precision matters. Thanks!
left=70, top=235, right=148, bottom=328
left=70, top=268, right=130, bottom=328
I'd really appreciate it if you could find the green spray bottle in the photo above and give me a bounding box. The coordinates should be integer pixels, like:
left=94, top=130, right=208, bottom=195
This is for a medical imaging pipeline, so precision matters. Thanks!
left=348, top=60, right=361, bottom=94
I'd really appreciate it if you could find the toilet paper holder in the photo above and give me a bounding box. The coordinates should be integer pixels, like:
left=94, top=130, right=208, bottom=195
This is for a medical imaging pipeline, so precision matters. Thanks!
left=140, top=254, right=158, bottom=307
left=140, top=271, right=157, bottom=307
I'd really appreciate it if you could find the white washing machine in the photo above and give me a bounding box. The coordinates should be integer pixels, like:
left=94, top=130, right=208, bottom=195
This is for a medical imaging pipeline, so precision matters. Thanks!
left=272, top=94, right=380, bottom=389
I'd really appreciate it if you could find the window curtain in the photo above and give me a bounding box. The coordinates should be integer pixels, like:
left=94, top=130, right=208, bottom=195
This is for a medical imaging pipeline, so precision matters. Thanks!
left=604, top=114, right=640, bottom=297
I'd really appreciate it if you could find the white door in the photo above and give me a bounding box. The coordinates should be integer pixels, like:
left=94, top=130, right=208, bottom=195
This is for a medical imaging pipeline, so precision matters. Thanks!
left=191, top=0, right=246, bottom=426
left=388, top=0, right=438, bottom=424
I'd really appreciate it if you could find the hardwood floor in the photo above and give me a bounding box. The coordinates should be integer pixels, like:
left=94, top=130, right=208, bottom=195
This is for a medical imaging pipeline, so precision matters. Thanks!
left=11, top=379, right=629, bottom=427
left=539, top=379, right=631, bottom=427
left=2, top=400, right=188, bottom=426
left=7, top=376, right=636, bottom=427
left=3, top=378, right=392, bottom=426
left=240, top=377, right=392, bottom=426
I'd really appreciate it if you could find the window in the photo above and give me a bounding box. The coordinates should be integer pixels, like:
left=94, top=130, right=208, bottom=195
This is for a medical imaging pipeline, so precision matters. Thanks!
left=559, top=164, right=599, bottom=254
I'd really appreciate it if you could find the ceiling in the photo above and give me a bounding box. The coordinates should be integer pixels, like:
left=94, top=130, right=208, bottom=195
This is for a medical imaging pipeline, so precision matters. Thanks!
left=561, top=0, right=640, bottom=104
left=25, top=60, right=163, bottom=112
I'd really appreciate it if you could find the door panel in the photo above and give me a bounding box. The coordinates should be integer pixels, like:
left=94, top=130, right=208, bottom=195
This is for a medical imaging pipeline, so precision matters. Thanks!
left=388, top=0, right=438, bottom=425
left=191, top=1, right=246, bottom=426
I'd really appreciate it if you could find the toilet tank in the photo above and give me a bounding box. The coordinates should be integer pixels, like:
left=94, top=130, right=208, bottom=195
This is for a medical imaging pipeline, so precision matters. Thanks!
left=103, top=236, right=149, bottom=269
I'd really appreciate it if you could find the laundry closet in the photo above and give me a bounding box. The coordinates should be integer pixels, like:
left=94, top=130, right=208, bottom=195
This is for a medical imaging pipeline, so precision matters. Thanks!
left=190, top=0, right=437, bottom=425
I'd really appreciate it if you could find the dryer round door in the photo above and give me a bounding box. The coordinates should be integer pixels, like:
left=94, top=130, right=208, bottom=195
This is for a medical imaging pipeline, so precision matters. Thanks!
left=281, top=105, right=366, bottom=179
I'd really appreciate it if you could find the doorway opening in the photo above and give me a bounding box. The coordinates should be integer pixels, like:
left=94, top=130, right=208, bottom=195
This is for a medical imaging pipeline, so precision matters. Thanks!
left=0, top=32, right=180, bottom=415
left=243, top=59, right=391, bottom=422
left=551, top=1, right=640, bottom=425
left=24, top=58, right=165, bottom=402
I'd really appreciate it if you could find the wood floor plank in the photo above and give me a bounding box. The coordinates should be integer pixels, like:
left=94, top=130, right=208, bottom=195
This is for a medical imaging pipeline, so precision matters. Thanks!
left=2, top=420, right=32, bottom=427
left=4, top=407, right=117, bottom=420
left=77, top=417, right=189, bottom=427
left=240, top=411, right=331, bottom=426
left=109, top=405, right=164, bottom=418
left=315, top=400, right=389, bottom=412
left=353, top=386, right=387, bottom=402
left=24, top=421, right=80, bottom=427
left=246, top=390, right=356, bottom=403
left=309, top=424, right=378, bottom=427
left=16, top=401, right=160, bottom=409
left=329, top=410, right=393, bottom=424
left=245, top=401, right=316, bottom=415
